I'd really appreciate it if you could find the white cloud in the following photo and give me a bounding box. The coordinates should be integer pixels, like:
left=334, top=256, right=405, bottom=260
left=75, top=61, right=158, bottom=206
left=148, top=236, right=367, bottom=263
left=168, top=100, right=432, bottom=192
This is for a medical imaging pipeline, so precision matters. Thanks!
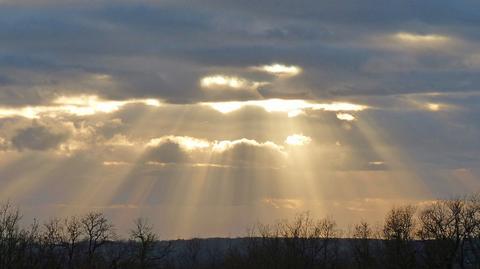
left=102, top=161, right=131, bottom=166
left=200, top=75, right=267, bottom=90
left=146, top=135, right=284, bottom=154
left=336, top=113, right=355, bottom=121
left=203, top=102, right=245, bottom=114
left=147, top=135, right=211, bottom=151
left=252, top=63, right=302, bottom=77
left=368, top=161, right=385, bottom=166
left=212, top=138, right=284, bottom=153
left=393, top=32, right=450, bottom=44
left=202, top=99, right=367, bottom=117
left=285, top=134, right=312, bottom=146
left=0, top=95, right=161, bottom=119
left=53, top=95, right=161, bottom=116
left=144, top=136, right=287, bottom=167
left=426, top=103, right=441, bottom=111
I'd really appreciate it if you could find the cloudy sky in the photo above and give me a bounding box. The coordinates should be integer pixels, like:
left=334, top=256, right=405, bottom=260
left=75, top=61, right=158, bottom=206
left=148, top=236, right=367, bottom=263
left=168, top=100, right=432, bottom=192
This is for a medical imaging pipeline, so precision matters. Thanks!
left=1, top=0, right=480, bottom=238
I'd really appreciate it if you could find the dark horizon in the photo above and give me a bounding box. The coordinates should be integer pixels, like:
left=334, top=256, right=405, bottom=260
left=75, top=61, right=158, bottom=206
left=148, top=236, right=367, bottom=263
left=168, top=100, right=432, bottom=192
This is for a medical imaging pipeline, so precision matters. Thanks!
left=1, top=0, right=480, bottom=242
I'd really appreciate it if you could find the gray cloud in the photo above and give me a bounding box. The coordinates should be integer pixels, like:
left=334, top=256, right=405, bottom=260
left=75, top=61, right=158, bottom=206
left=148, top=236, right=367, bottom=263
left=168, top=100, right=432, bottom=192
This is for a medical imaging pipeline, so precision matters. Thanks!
left=0, top=1, right=479, bottom=105
left=11, top=124, right=69, bottom=151
left=211, top=140, right=286, bottom=167
left=144, top=141, right=189, bottom=164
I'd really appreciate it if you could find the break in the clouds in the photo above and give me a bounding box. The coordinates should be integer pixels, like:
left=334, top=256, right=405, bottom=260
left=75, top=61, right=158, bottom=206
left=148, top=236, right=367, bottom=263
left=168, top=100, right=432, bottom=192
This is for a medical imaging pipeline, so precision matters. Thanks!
left=200, top=75, right=267, bottom=91
left=1, top=0, right=480, bottom=238
left=285, top=134, right=312, bottom=146
left=251, top=63, right=302, bottom=77
left=202, top=99, right=367, bottom=117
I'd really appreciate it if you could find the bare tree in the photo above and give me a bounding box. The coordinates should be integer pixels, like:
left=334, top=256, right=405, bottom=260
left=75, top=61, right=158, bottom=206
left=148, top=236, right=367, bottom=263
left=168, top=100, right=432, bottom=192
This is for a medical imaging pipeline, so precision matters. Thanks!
left=350, top=221, right=376, bottom=269
left=0, top=201, right=23, bottom=269
left=62, top=216, right=83, bottom=268
left=80, top=212, right=115, bottom=267
left=41, top=218, right=65, bottom=268
left=246, top=222, right=284, bottom=269
left=9, top=198, right=480, bottom=269
left=277, top=213, right=340, bottom=268
left=130, top=218, right=160, bottom=269
left=281, top=212, right=316, bottom=268
left=43, top=218, right=64, bottom=248
left=417, top=198, right=465, bottom=268
left=22, top=219, right=42, bottom=268
left=317, top=216, right=339, bottom=267
left=382, top=205, right=417, bottom=269
left=461, top=194, right=480, bottom=267
left=244, top=212, right=341, bottom=269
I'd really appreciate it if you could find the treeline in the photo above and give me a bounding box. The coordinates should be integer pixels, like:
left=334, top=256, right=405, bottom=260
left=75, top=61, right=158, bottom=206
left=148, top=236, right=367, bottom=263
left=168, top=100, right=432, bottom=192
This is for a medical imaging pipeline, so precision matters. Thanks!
left=2, top=194, right=480, bottom=268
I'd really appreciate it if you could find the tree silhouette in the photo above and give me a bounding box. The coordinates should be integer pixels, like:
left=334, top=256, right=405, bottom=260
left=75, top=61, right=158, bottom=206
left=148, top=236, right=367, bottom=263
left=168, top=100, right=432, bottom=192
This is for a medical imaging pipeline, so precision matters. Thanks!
left=382, top=205, right=417, bottom=269
left=62, top=216, right=83, bottom=268
left=350, top=221, right=376, bottom=268
left=129, top=217, right=171, bottom=269
left=80, top=212, right=115, bottom=267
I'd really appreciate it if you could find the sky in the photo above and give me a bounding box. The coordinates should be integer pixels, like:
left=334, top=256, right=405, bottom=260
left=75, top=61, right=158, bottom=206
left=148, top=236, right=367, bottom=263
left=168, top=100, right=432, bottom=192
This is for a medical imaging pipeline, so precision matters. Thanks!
left=1, top=0, right=480, bottom=238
